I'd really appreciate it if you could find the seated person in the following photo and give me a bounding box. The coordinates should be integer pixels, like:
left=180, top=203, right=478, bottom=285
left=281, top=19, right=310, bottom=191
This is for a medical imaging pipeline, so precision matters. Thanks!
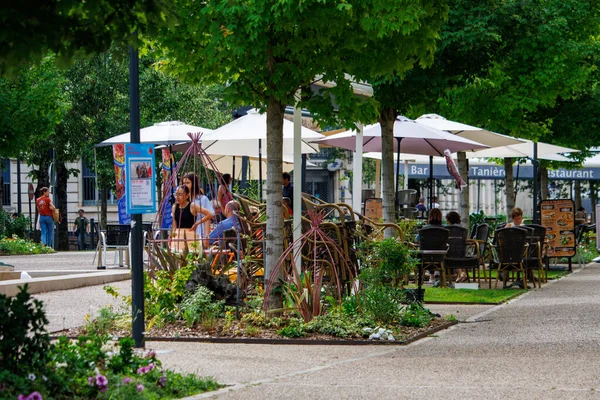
left=575, top=207, right=587, bottom=224
left=171, top=185, right=212, bottom=250
left=432, top=196, right=440, bottom=209
left=209, top=200, right=242, bottom=245
left=416, top=197, right=427, bottom=212
left=505, top=207, right=523, bottom=227
left=282, top=197, right=292, bottom=219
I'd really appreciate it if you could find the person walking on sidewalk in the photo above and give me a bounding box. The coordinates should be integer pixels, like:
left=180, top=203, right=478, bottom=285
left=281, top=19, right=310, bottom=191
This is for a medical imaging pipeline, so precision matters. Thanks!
left=36, top=187, right=55, bottom=248
left=73, top=209, right=89, bottom=250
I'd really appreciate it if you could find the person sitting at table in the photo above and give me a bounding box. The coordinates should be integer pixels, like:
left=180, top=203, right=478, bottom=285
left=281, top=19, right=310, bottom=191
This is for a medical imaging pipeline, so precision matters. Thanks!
left=172, top=185, right=212, bottom=230
left=432, top=196, right=440, bottom=209
left=416, top=197, right=427, bottom=213
left=446, top=211, right=468, bottom=283
left=183, top=172, right=215, bottom=247
left=209, top=200, right=242, bottom=245
left=505, top=207, right=524, bottom=227
left=418, top=208, right=443, bottom=286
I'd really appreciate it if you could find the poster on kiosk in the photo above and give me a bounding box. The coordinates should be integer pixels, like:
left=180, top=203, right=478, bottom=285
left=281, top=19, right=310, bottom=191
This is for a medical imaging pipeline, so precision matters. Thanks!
left=125, top=144, right=157, bottom=214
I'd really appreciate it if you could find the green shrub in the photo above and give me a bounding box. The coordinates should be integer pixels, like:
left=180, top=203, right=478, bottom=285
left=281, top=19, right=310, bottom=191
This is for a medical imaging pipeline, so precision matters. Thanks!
left=0, top=285, right=50, bottom=375
left=306, top=312, right=368, bottom=338
left=358, top=238, right=417, bottom=288
left=0, top=236, right=54, bottom=255
left=399, top=302, right=432, bottom=327
left=180, top=286, right=224, bottom=328
left=0, top=210, right=30, bottom=239
left=277, top=318, right=306, bottom=338
left=361, top=286, right=402, bottom=325
left=0, top=286, right=222, bottom=399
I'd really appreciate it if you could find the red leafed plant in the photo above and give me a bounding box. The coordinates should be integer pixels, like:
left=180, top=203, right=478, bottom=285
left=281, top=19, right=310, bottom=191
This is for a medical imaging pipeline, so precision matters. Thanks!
left=263, top=210, right=356, bottom=322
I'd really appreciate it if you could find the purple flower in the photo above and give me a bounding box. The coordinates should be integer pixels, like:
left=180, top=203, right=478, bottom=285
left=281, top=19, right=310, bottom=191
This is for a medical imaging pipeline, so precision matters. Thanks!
left=122, top=377, right=132, bottom=385
left=88, top=376, right=95, bottom=386
left=137, top=366, right=147, bottom=374
left=95, top=374, right=108, bottom=387
left=18, top=395, right=27, bottom=400
left=158, top=375, right=167, bottom=388
left=137, top=384, right=144, bottom=392
left=29, top=392, right=43, bottom=400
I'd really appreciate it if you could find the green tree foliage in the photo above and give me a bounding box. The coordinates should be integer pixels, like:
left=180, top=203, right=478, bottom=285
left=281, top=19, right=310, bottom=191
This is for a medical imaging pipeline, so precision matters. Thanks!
left=0, top=55, right=69, bottom=157
left=157, top=1, right=449, bottom=308
left=0, top=0, right=174, bottom=76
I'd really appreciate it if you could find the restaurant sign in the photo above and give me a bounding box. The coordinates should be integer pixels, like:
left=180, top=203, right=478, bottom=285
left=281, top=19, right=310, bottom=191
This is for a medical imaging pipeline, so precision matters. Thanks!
left=540, top=199, right=576, bottom=258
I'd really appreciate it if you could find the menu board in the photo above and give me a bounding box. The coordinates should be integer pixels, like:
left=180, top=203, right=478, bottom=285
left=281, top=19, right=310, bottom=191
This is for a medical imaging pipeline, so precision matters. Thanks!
left=540, top=199, right=576, bottom=258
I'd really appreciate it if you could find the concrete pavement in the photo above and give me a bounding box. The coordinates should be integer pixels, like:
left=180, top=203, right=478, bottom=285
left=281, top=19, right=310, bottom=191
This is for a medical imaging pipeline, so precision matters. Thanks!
left=9, top=251, right=600, bottom=399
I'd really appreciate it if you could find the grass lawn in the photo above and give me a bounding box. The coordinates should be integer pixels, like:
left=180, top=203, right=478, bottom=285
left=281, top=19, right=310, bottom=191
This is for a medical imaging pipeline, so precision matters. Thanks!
left=422, top=287, right=525, bottom=304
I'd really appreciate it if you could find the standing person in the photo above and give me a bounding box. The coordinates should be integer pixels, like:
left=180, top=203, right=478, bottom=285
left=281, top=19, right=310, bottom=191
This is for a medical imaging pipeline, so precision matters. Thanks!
left=282, top=172, right=293, bottom=210
left=36, top=187, right=55, bottom=248
left=73, top=209, right=89, bottom=250
left=183, top=172, right=215, bottom=248
left=217, top=173, right=233, bottom=219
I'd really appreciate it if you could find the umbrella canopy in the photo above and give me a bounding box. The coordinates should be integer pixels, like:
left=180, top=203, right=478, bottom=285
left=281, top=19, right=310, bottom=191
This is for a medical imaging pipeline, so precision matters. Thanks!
left=210, top=154, right=313, bottom=180
left=466, top=138, right=579, bottom=159
left=97, top=121, right=212, bottom=147
left=415, top=114, right=523, bottom=147
left=315, top=116, right=489, bottom=156
left=200, top=108, right=324, bottom=156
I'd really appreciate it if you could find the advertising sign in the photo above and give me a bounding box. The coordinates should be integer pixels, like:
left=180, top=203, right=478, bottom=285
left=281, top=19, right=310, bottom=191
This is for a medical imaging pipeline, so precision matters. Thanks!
left=125, top=144, right=156, bottom=214
left=540, top=199, right=576, bottom=258
left=112, top=144, right=131, bottom=224
left=160, top=148, right=173, bottom=230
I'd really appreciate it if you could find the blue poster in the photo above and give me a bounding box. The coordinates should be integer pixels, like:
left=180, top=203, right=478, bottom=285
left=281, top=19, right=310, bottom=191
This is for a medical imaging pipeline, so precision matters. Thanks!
left=125, top=144, right=157, bottom=214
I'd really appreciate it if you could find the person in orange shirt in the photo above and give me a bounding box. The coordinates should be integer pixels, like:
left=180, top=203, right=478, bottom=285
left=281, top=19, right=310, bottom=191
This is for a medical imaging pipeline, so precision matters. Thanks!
left=36, top=187, right=56, bottom=248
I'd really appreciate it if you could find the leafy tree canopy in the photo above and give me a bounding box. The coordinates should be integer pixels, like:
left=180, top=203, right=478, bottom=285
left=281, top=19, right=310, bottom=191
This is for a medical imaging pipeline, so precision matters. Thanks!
left=0, top=0, right=174, bottom=76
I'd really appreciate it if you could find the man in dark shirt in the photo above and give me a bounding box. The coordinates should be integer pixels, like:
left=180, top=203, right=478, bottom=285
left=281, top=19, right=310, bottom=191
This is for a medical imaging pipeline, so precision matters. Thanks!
left=73, top=209, right=89, bottom=250
left=282, top=172, right=293, bottom=209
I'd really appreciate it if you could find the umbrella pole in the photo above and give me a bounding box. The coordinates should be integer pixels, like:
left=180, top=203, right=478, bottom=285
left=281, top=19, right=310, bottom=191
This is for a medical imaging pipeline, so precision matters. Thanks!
left=258, top=139, right=263, bottom=202
left=394, top=137, right=402, bottom=215
left=429, top=156, right=434, bottom=210
left=533, top=142, right=539, bottom=224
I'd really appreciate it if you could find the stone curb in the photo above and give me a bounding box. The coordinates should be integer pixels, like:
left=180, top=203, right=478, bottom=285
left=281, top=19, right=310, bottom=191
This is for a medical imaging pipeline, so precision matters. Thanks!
left=0, top=270, right=131, bottom=296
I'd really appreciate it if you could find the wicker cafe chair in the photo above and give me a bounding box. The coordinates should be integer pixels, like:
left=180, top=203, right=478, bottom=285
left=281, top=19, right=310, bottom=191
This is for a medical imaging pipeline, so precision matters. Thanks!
left=417, top=226, right=450, bottom=287
left=493, top=227, right=529, bottom=289
left=471, top=223, right=491, bottom=286
left=524, top=223, right=548, bottom=286
left=445, top=225, right=481, bottom=285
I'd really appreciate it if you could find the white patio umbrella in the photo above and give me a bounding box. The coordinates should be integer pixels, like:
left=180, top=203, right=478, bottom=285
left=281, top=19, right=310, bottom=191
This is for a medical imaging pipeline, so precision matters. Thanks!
left=416, top=114, right=523, bottom=147
left=200, top=108, right=324, bottom=156
left=203, top=154, right=313, bottom=180
left=316, top=116, right=488, bottom=208
left=97, top=121, right=212, bottom=147
left=466, top=138, right=579, bottom=159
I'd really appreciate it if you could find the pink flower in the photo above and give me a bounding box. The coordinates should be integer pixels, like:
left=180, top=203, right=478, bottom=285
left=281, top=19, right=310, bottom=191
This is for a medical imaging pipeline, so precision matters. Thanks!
left=18, top=395, right=27, bottom=400
left=158, top=375, right=167, bottom=388
left=122, top=377, right=132, bottom=385
left=88, top=376, right=95, bottom=386
left=146, top=350, right=156, bottom=359
left=137, top=384, right=144, bottom=392
left=95, top=374, right=108, bottom=387
left=29, top=392, right=43, bottom=400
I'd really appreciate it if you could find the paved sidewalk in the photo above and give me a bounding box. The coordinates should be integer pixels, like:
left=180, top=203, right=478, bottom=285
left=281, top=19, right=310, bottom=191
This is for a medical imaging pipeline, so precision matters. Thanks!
left=13, top=251, right=600, bottom=399
left=151, top=264, right=600, bottom=400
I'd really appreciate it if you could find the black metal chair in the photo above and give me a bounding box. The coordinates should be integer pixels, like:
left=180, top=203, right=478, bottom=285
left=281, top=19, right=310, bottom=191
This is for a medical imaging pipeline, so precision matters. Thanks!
left=417, top=226, right=450, bottom=287
left=493, top=227, right=529, bottom=289
left=445, top=225, right=481, bottom=285
left=471, top=223, right=490, bottom=285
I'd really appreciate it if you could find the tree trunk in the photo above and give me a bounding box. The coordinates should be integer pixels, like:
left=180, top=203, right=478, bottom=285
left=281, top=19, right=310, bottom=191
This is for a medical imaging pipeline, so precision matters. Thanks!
left=575, top=180, right=582, bottom=209
left=379, top=106, right=396, bottom=238
left=101, top=188, right=108, bottom=229
left=504, top=158, right=515, bottom=217
left=540, top=166, right=548, bottom=200
left=264, top=99, right=285, bottom=310
left=57, top=162, right=69, bottom=251
left=458, top=152, right=469, bottom=227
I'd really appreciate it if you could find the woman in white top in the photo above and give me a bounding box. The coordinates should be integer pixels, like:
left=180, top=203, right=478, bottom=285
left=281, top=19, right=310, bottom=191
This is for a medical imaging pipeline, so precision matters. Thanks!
left=183, top=172, right=214, bottom=248
left=505, top=207, right=523, bottom=227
